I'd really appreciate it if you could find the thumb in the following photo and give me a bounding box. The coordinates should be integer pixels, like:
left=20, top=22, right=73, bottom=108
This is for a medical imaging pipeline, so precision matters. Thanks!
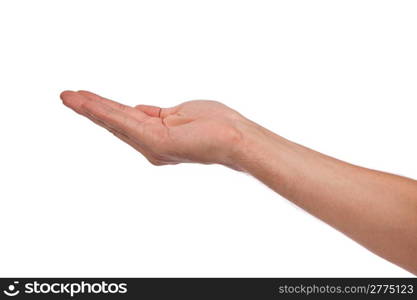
left=135, top=104, right=161, bottom=117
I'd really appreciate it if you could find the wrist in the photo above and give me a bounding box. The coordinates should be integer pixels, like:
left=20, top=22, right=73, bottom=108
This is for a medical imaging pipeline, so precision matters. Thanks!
left=228, top=116, right=296, bottom=175
left=227, top=118, right=275, bottom=171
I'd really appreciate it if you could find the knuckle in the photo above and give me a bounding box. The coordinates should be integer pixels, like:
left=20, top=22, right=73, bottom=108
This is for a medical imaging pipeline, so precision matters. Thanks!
left=79, top=100, right=89, bottom=111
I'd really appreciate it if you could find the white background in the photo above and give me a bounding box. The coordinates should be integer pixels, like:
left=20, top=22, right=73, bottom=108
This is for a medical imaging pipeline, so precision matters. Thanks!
left=0, top=0, right=416, bottom=277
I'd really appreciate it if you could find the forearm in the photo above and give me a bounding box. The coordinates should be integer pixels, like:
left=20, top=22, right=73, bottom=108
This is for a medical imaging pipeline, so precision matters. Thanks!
left=61, top=91, right=417, bottom=274
left=233, top=118, right=417, bottom=274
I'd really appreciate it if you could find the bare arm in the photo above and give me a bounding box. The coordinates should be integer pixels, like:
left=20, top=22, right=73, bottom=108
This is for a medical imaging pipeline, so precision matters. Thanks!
left=234, top=119, right=417, bottom=274
left=60, top=90, right=417, bottom=274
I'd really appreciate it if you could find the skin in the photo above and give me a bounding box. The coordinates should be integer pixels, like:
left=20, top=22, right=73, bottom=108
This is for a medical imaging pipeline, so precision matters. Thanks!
left=60, top=90, right=417, bottom=275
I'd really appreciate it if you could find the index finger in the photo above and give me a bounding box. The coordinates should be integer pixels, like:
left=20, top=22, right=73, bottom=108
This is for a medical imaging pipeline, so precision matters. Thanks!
left=77, top=90, right=150, bottom=122
left=60, top=91, right=143, bottom=136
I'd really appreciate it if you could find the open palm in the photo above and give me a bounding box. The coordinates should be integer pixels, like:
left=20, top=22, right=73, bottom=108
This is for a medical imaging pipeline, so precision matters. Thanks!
left=61, top=91, right=244, bottom=168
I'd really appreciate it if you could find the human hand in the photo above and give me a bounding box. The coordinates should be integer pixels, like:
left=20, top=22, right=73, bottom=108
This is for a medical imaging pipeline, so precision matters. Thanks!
left=60, top=91, right=247, bottom=169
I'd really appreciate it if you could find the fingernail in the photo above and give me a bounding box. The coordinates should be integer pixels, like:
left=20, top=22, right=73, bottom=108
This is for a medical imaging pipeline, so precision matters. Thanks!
left=60, top=90, right=76, bottom=101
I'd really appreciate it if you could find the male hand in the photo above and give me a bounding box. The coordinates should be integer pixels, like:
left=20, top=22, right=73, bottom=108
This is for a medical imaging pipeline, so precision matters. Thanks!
left=60, top=90, right=417, bottom=275
left=60, top=91, right=246, bottom=169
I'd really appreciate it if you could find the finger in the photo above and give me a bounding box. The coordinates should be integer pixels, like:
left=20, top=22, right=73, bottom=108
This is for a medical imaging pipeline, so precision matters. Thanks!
left=136, top=104, right=181, bottom=119
left=108, top=128, right=165, bottom=166
left=77, top=90, right=149, bottom=122
left=61, top=91, right=142, bottom=136
left=72, top=105, right=151, bottom=154
left=82, top=109, right=121, bottom=135
left=62, top=93, right=161, bottom=164
left=60, top=90, right=87, bottom=113
left=135, top=104, right=161, bottom=118
left=61, top=91, right=120, bottom=132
